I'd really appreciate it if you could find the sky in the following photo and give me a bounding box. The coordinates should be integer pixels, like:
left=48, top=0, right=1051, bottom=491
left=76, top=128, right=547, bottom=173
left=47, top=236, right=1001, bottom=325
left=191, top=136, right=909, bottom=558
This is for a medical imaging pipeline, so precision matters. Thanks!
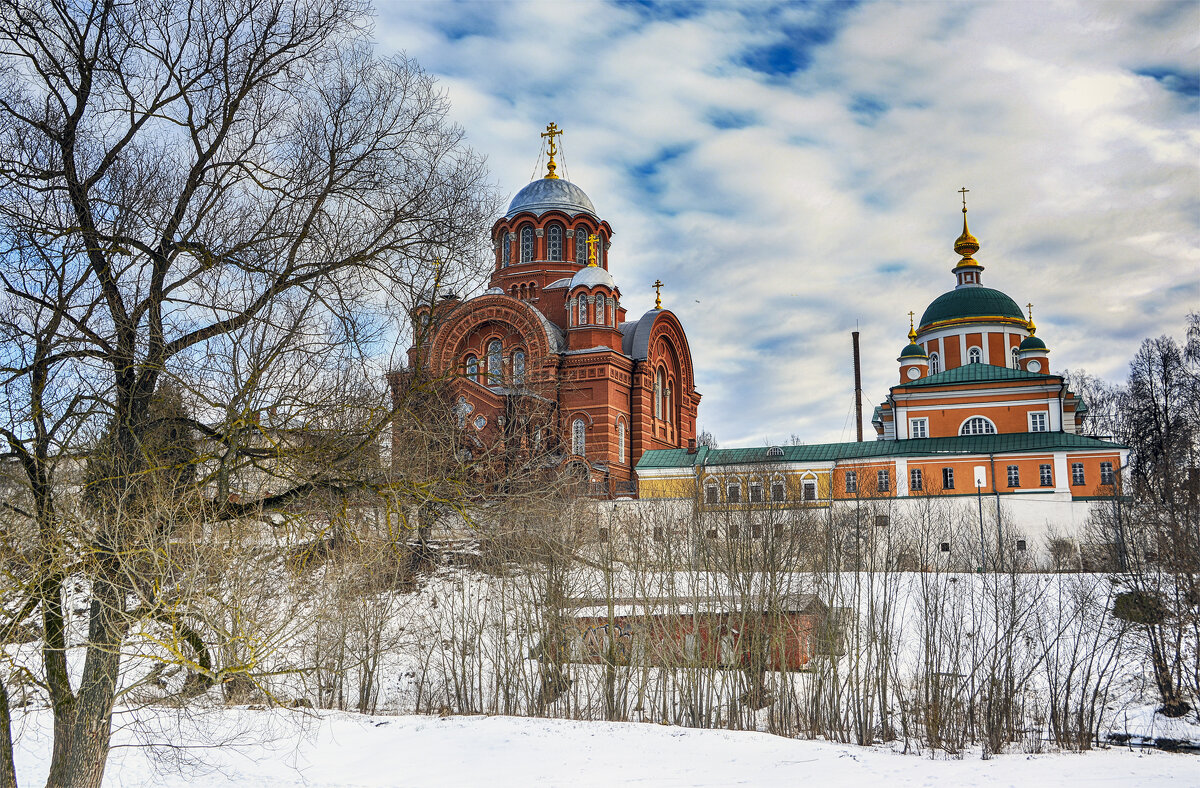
left=373, top=0, right=1199, bottom=447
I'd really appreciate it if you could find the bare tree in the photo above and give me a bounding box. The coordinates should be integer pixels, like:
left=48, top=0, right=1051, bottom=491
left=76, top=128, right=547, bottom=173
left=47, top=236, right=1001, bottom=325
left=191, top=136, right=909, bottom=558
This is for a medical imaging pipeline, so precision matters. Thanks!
left=0, top=2, right=494, bottom=785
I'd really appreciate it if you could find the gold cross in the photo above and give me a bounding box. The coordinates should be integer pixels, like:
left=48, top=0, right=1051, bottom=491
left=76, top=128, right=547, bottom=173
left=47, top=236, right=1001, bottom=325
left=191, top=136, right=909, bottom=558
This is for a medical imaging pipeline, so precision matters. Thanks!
left=586, top=233, right=598, bottom=266
left=541, top=122, right=563, bottom=179
left=653, top=279, right=664, bottom=309
left=1026, top=302, right=1034, bottom=320
left=958, top=186, right=970, bottom=212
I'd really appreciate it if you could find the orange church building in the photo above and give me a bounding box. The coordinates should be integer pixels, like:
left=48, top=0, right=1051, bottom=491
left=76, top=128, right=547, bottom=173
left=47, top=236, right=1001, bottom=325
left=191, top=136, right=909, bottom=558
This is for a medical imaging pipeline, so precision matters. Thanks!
left=637, top=197, right=1126, bottom=549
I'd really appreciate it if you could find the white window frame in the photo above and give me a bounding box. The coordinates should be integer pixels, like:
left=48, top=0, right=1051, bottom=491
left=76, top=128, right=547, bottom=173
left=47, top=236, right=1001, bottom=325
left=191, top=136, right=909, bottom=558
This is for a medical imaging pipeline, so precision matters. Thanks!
left=547, top=223, right=563, bottom=261
left=1071, top=462, right=1085, bottom=486
left=749, top=480, right=764, bottom=503
left=802, top=480, right=818, bottom=501
left=959, top=415, right=997, bottom=436
left=1100, top=462, right=1114, bottom=486
left=967, top=346, right=983, bottom=364
left=844, top=470, right=857, bottom=495
left=704, top=483, right=719, bottom=505
left=910, top=468, right=923, bottom=492
left=726, top=481, right=741, bottom=504
left=1039, top=464, right=1053, bottom=487
left=1028, top=411, right=1048, bottom=433
left=1007, top=464, right=1020, bottom=487
left=909, top=417, right=928, bottom=439
left=520, top=225, right=534, bottom=262
left=928, top=352, right=941, bottom=374
left=877, top=469, right=890, bottom=492
left=770, top=477, right=787, bottom=501
left=942, top=467, right=955, bottom=490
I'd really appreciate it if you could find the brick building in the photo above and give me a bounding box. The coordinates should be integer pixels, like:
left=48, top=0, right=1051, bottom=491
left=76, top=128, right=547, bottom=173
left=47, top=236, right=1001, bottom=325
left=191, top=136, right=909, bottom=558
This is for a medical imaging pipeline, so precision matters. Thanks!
left=403, top=126, right=699, bottom=495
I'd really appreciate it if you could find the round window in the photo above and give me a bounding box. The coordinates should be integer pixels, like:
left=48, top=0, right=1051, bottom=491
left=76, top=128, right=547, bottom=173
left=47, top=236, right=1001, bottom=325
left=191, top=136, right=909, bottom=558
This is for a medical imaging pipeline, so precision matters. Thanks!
left=1027, top=360, right=1042, bottom=372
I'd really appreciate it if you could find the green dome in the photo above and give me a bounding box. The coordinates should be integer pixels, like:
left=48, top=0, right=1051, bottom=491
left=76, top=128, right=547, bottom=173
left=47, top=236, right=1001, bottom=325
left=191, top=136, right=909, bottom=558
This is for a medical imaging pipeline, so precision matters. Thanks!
left=900, top=342, right=927, bottom=359
left=919, top=287, right=1024, bottom=329
left=1019, top=334, right=1047, bottom=351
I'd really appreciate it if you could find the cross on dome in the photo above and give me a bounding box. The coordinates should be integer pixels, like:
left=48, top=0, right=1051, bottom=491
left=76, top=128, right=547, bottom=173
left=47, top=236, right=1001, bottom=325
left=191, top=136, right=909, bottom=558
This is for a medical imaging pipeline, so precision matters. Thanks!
left=541, top=122, right=563, bottom=180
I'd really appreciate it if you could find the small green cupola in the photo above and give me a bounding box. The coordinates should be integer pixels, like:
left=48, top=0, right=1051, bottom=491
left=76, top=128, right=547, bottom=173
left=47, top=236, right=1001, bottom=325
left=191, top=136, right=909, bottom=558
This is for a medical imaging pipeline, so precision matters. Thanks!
left=1016, top=305, right=1050, bottom=373
left=898, top=313, right=930, bottom=383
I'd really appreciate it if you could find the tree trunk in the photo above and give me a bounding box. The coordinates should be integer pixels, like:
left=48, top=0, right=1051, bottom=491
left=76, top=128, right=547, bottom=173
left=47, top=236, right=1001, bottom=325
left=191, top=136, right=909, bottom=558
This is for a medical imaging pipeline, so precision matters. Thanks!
left=54, top=583, right=127, bottom=788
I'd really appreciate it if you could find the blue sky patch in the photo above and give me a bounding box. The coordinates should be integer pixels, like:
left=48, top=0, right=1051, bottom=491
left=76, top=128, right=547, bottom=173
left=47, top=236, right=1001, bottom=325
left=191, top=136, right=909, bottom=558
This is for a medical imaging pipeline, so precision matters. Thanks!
left=708, top=109, right=757, bottom=130
left=1135, top=66, right=1200, bottom=111
left=738, top=3, right=856, bottom=78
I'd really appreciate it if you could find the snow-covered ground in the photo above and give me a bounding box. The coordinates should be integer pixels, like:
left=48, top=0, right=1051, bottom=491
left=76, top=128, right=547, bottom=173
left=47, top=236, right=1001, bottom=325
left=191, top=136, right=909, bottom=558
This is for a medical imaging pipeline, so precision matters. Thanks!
left=11, top=707, right=1194, bottom=788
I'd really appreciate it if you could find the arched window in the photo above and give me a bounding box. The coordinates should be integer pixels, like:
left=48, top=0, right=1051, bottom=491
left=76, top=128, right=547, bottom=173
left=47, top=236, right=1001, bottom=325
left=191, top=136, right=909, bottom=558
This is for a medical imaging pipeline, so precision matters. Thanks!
left=487, top=340, right=502, bottom=385
left=512, top=350, right=526, bottom=387
left=665, top=382, right=673, bottom=423
left=618, top=421, right=626, bottom=463
left=929, top=352, right=941, bottom=374
left=967, top=346, right=983, bottom=364
left=578, top=295, right=588, bottom=325
left=501, top=234, right=511, bottom=267
left=1011, top=346, right=1020, bottom=369
left=960, top=416, right=997, bottom=436
left=547, top=223, right=563, bottom=261
left=520, top=226, right=534, bottom=263
left=576, top=228, right=590, bottom=264
left=596, top=294, right=606, bottom=326
left=572, top=418, right=585, bottom=455
left=654, top=368, right=664, bottom=419
left=465, top=355, right=478, bottom=382
left=608, top=298, right=615, bottom=325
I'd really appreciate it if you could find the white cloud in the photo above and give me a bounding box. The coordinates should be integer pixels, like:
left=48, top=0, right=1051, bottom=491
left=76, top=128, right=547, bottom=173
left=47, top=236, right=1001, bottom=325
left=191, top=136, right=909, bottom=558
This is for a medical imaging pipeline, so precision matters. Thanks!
left=375, top=0, right=1200, bottom=446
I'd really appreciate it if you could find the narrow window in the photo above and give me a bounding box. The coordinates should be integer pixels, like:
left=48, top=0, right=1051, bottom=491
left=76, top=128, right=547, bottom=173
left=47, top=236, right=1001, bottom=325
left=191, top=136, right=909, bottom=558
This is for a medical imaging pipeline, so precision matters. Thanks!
left=942, top=467, right=955, bottom=490
left=617, top=421, right=626, bottom=463
left=547, top=223, right=563, bottom=261
left=1029, top=412, right=1048, bottom=432
left=968, top=347, right=983, bottom=364
left=1016, top=539, right=1027, bottom=552
left=572, top=418, right=586, bottom=455
left=501, top=234, right=511, bottom=267
left=960, top=416, right=996, bottom=436
left=705, top=484, right=719, bottom=505
left=1011, top=346, right=1020, bottom=369
left=940, top=542, right=951, bottom=553
left=803, top=480, right=817, bottom=501
left=596, top=295, right=606, bottom=327
left=929, top=352, right=941, bottom=374
left=576, top=229, right=590, bottom=264
left=520, top=225, right=534, bottom=262
left=771, top=481, right=786, bottom=501
left=654, top=369, right=664, bottom=419
left=1071, top=462, right=1085, bottom=486
left=749, top=482, right=763, bottom=503
left=726, top=483, right=741, bottom=504
left=751, top=524, right=763, bottom=539
left=910, top=468, right=923, bottom=492
left=1039, top=464, right=1053, bottom=487
left=845, top=471, right=857, bottom=495
left=465, top=355, right=479, bottom=382
left=1100, top=462, right=1114, bottom=486
left=578, top=295, right=588, bottom=325
left=512, top=350, right=526, bottom=387
left=487, top=340, right=502, bottom=385
left=909, top=418, right=928, bottom=439
left=664, top=384, right=672, bottom=424
left=877, top=469, right=891, bottom=492
left=1007, top=465, right=1020, bottom=487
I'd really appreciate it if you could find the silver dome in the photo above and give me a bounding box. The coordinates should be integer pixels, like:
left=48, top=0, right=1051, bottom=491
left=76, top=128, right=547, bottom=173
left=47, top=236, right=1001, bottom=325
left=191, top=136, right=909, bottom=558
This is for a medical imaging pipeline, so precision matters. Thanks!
left=506, top=177, right=597, bottom=219
left=570, top=265, right=616, bottom=289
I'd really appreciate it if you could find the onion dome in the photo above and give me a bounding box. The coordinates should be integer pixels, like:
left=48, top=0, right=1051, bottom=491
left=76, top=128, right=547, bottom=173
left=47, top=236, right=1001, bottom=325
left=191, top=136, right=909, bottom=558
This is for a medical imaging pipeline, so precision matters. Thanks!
left=899, top=315, right=927, bottom=358
left=570, top=264, right=615, bottom=289
left=505, top=177, right=596, bottom=219
left=1019, top=307, right=1047, bottom=350
left=919, top=287, right=1025, bottom=329
left=1019, top=333, right=1047, bottom=351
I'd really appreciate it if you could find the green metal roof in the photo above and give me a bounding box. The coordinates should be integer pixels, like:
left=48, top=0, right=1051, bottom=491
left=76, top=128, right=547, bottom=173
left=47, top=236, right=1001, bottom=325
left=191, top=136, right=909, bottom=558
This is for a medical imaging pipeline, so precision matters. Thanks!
left=1019, top=334, right=1047, bottom=350
left=919, top=286, right=1024, bottom=328
left=896, top=363, right=1056, bottom=388
left=900, top=342, right=927, bottom=358
left=637, top=432, right=1125, bottom=470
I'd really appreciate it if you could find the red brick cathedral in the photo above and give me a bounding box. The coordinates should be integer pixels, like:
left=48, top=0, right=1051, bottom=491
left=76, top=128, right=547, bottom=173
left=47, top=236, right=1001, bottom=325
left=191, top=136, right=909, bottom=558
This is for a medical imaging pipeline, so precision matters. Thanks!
left=406, top=125, right=699, bottom=495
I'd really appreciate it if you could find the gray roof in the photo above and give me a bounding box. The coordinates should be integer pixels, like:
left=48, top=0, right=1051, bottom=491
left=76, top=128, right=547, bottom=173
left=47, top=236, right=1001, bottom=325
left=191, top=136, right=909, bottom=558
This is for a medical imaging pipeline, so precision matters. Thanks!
left=506, top=177, right=597, bottom=219
left=620, top=310, right=663, bottom=360
left=570, top=265, right=616, bottom=289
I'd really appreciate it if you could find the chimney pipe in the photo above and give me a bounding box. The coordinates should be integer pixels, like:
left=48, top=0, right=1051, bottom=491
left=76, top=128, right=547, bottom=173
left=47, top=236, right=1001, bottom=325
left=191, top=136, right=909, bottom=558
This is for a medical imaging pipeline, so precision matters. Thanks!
left=852, top=331, right=864, bottom=442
